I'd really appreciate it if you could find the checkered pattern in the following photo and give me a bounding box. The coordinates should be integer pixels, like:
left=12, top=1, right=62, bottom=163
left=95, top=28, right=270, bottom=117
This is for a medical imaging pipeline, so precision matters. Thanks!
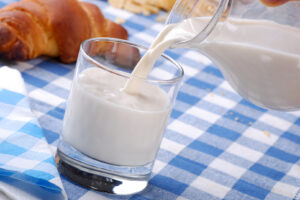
left=1, top=0, right=300, bottom=199
left=0, top=67, right=63, bottom=195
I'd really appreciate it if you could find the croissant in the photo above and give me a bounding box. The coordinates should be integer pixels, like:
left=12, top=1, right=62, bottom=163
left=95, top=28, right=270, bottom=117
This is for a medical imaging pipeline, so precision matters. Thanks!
left=0, top=0, right=128, bottom=63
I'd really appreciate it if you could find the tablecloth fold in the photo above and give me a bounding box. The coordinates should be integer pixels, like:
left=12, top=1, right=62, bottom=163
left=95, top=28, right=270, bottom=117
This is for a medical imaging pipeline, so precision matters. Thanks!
left=0, top=66, right=65, bottom=199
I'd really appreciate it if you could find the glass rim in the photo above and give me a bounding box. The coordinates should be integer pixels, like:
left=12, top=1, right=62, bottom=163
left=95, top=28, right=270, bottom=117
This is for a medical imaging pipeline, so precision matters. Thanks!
left=80, top=37, right=184, bottom=84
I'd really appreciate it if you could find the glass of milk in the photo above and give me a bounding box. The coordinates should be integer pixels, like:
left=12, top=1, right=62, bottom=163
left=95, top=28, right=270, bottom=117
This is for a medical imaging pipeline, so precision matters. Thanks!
left=56, top=38, right=184, bottom=195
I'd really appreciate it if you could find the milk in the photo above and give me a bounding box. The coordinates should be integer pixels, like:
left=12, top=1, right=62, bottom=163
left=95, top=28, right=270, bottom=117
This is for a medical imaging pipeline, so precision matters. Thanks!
left=125, top=17, right=300, bottom=110
left=198, top=19, right=300, bottom=110
left=62, top=68, right=171, bottom=166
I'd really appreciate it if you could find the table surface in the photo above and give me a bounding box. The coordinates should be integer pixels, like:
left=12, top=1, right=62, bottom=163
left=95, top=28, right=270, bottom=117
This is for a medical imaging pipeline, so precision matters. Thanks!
left=1, top=0, right=300, bottom=199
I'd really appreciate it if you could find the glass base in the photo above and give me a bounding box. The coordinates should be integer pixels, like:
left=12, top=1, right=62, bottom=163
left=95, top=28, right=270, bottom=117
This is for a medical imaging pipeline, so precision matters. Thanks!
left=56, top=141, right=151, bottom=195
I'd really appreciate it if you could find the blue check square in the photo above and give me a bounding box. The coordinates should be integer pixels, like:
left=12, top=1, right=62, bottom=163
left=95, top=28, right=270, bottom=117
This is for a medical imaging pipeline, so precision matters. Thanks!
left=24, top=169, right=54, bottom=181
left=19, top=122, right=44, bottom=139
left=0, top=141, right=26, bottom=156
left=0, top=89, right=24, bottom=105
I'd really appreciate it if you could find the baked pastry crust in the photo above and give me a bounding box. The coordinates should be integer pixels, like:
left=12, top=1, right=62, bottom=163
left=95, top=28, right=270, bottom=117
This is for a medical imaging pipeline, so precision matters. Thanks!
left=0, top=0, right=128, bottom=63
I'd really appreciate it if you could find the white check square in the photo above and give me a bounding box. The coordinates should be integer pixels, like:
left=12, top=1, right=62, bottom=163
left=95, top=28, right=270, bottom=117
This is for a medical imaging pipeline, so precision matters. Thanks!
left=6, top=107, right=32, bottom=122
left=168, top=120, right=204, bottom=139
left=287, top=164, right=300, bottom=179
left=181, top=64, right=199, bottom=77
left=6, top=157, right=40, bottom=171
left=243, top=127, right=278, bottom=146
left=259, top=113, right=292, bottom=131
left=160, top=138, right=186, bottom=155
left=226, top=142, right=263, bottom=163
left=184, top=51, right=212, bottom=65
left=186, top=107, right=220, bottom=124
left=209, top=158, right=247, bottom=178
left=31, top=139, right=54, bottom=154
left=271, top=181, right=299, bottom=198
left=15, top=61, right=35, bottom=71
left=203, top=93, right=237, bottom=109
left=134, top=32, right=155, bottom=44
left=0, top=128, right=13, bottom=141
left=29, top=89, right=65, bottom=107
left=151, top=68, right=173, bottom=80
left=191, top=176, right=230, bottom=199
left=219, top=81, right=236, bottom=93
left=52, top=77, right=72, bottom=90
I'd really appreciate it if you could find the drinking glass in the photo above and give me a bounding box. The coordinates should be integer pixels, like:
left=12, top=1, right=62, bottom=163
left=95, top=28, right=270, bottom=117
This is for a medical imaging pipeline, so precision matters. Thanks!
left=56, top=38, right=184, bottom=195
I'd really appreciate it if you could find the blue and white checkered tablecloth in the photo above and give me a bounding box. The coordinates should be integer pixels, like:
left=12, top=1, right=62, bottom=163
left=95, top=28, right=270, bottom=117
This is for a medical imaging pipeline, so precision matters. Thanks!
left=1, top=0, right=300, bottom=199
left=0, top=67, right=65, bottom=200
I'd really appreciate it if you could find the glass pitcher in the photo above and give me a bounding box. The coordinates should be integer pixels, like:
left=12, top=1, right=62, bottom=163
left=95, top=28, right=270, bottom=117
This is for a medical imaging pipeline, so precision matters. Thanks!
left=166, top=0, right=300, bottom=111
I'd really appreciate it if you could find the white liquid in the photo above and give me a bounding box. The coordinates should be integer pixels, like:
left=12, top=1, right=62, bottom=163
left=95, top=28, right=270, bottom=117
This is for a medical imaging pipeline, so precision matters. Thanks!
left=125, top=17, right=300, bottom=110
left=62, top=68, right=170, bottom=166
left=200, top=19, right=300, bottom=110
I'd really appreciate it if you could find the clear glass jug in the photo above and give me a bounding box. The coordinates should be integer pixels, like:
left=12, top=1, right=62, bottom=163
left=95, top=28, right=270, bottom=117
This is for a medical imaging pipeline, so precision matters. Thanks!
left=166, top=0, right=300, bottom=111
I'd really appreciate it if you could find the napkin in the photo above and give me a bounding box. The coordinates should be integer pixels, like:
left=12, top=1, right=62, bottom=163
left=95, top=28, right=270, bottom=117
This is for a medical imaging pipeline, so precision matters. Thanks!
left=0, top=66, right=65, bottom=200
